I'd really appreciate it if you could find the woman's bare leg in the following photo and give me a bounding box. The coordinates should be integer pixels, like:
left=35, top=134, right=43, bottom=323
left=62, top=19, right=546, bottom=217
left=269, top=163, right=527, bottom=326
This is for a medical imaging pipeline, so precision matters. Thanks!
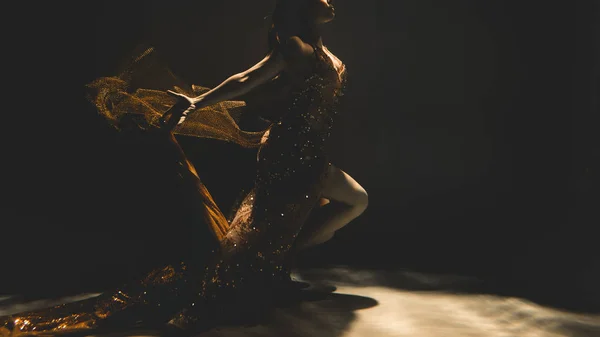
left=295, top=164, right=368, bottom=250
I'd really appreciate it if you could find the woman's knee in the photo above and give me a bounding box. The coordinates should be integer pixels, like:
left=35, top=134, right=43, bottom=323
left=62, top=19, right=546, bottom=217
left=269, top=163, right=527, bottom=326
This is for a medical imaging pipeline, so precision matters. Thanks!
left=352, top=186, right=368, bottom=216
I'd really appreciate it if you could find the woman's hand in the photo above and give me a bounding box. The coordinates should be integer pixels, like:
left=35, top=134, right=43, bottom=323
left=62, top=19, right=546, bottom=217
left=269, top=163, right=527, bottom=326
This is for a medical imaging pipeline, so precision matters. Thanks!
left=159, top=90, right=198, bottom=130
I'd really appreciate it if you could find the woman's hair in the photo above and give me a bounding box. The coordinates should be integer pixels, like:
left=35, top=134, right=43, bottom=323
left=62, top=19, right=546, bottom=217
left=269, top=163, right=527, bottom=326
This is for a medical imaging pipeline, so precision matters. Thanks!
left=268, top=0, right=310, bottom=49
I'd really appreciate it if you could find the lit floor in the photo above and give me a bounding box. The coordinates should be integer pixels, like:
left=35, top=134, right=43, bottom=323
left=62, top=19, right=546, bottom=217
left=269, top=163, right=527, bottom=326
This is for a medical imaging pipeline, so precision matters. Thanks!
left=2, top=267, right=599, bottom=337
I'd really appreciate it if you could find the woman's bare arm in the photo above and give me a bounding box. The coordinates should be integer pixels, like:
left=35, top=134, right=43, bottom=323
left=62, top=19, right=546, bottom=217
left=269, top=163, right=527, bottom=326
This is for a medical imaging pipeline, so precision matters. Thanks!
left=192, top=49, right=286, bottom=108
left=161, top=37, right=314, bottom=129
left=193, top=36, right=317, bottom=106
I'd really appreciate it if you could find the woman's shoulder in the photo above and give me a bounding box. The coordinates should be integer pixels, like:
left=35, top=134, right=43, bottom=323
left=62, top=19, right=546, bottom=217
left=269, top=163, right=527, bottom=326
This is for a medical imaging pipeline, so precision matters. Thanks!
left=276, top=36, right=316, bottom=63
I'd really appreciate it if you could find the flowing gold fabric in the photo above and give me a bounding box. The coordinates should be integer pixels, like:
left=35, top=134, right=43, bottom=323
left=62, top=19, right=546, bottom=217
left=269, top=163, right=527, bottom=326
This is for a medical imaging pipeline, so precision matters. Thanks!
left=86, top=46, right=266, bottom=148
left=166, top=132, right=231, bottom=241
left=84, top=45, right=269, bottom=242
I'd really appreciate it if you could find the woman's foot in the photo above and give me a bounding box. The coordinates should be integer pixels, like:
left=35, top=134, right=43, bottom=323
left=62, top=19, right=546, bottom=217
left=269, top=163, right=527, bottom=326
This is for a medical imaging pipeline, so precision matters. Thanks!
left=280, top=274, right=312, bottom=290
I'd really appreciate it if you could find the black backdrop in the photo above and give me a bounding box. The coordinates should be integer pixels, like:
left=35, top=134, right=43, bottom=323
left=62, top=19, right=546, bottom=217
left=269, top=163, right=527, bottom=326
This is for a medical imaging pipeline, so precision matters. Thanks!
left=3, top=1, right=598, bottom=308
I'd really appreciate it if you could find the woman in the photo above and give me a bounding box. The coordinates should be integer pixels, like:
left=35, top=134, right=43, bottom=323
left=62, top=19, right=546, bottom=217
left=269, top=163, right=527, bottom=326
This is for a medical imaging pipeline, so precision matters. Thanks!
left=0, top=0, right=367, bottom=335
left=162, top=0, right=367, bottom=253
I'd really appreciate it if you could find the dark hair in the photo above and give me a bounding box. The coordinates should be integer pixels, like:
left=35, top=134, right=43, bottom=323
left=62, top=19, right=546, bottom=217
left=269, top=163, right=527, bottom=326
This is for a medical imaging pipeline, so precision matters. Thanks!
left=267, top=11, right=282, bottom=49
left=267, top=0, right=310, bottom=49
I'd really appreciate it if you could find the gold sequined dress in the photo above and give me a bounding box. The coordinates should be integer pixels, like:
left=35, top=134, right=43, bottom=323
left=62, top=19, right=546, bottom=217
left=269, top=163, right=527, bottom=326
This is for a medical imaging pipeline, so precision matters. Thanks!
left=0, top=44, right=346, bottom=335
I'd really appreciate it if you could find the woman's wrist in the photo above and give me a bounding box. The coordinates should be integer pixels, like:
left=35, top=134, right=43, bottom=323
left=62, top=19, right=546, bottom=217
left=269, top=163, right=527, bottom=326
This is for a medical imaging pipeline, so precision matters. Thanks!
left=192, top=96, right=205, bottom=106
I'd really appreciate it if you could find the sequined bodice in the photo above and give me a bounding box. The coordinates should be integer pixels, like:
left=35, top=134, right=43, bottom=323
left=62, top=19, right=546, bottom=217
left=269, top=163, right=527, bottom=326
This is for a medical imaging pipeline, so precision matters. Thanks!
left=265, top=44, right=347, bottom=153
left=246, top=44, right=347, bottom=130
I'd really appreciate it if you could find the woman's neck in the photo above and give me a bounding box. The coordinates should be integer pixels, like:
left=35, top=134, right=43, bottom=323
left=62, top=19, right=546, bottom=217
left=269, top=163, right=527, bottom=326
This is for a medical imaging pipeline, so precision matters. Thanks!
left=304, top=25, right=323, bottom=46
left=281, top=23, right=323, bottom=46
left=314, top=36, right=324, bottom=48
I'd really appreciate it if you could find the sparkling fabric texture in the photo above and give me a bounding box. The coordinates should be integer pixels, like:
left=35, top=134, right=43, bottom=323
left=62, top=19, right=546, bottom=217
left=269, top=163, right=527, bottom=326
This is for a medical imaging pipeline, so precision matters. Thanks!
left=1, top=44, right=346, bottom=335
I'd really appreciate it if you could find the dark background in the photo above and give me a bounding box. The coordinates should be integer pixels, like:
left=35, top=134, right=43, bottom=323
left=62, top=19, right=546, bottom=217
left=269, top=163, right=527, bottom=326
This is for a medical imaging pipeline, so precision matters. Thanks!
left=3, top=1, right=598, bottom=311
